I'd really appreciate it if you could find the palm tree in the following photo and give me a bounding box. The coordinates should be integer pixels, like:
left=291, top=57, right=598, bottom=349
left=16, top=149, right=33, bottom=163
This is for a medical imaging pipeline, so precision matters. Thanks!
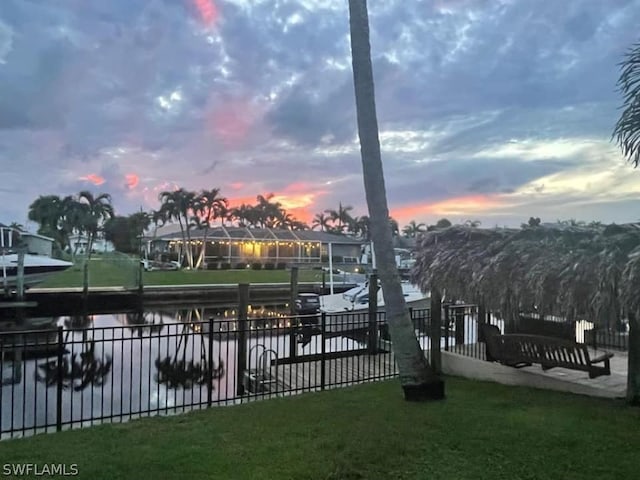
left=77, top=191, right=114, bottom=258
left=614, top=41, right=640, bottom=404
left=402, top=220, right=426, bottom=238
left=311, top=212, right=331, bottom=232
left=28, top=195, right=69, bottom=249
left=193, top=188, right=228, bottom=268
left=613, top=41, right=640, bottom=167
left=351, top=215, right=371, bottom=240
left=159, top=188, right=197, bottom=268
left=348, top=0, right=442, bottom=400
left=325, top=202, right=354, bottom=233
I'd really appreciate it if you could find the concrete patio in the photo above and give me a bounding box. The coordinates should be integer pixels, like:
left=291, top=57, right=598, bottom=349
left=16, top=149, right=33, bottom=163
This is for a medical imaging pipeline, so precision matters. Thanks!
left=442, top=344, right=627, bottom=399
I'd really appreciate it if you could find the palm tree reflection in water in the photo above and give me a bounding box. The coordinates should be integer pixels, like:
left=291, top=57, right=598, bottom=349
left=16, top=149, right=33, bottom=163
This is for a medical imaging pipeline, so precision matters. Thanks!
left=155, top=310, right=225, bottom=390
left=35, top=315, right=113, bottom=391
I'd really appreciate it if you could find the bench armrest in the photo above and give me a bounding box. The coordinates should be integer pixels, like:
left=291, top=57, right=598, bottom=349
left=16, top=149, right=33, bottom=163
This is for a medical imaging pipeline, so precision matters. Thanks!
left=590, top=352, right=614, bottom=364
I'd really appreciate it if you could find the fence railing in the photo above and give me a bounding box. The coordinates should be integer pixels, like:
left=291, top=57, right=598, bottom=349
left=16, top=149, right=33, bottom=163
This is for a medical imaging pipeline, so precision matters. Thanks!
left=0, top=308, right=432, bottom=440
left=440, top=304, right=630, bottom=361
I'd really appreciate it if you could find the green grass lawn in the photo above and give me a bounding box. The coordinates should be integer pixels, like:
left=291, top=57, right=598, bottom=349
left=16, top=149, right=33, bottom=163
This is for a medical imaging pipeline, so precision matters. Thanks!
left=1, top=378, right=638, bottom=479
left=40, top=258, right=327, bottom=288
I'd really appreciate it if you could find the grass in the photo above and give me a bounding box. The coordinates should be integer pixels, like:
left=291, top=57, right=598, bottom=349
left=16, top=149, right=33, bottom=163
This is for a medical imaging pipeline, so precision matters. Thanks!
left=40, top=256, right=329, bottom=288
left=0, top=378, right=638, bottom=479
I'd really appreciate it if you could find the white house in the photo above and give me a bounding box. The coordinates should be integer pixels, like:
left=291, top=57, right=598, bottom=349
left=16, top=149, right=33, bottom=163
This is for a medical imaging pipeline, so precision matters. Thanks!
left=68, top=233, right=115, bottom=254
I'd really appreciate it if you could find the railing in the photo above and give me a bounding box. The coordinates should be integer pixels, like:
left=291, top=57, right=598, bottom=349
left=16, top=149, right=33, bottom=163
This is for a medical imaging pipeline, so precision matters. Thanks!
left=439, top=304, right=630, bottom=361
left=0, top=308, right=432, bottom=440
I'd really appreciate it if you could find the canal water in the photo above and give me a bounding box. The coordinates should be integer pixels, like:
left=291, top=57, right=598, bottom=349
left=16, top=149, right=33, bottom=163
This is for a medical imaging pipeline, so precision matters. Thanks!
left=0, top=304, right=369, bottom=439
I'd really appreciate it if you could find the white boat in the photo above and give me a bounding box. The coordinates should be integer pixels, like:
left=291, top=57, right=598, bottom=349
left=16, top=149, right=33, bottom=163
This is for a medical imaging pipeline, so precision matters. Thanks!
left=319, top=280, right=429, bottom=313
left=1, top=252, right=73, bottom=289
left=1, top=225, right=73, bottom=290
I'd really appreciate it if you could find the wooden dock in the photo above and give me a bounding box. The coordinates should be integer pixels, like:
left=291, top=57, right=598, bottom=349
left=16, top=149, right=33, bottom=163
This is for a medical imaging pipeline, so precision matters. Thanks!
left=244, top=353, right=398, bottom=395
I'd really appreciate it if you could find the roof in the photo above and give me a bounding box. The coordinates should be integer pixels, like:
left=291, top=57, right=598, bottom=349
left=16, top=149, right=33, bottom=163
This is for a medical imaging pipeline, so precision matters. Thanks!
left=20, top=231, right=54, bottom=242
left=155, top=227, right=363, bottom=244
left=411, top=223, right=640, bottom=324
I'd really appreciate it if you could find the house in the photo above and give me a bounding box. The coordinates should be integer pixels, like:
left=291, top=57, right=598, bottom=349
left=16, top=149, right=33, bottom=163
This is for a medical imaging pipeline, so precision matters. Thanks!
left=149, top=226, right=363, bottom=267
left=0, top=224, right=54, bottom=257
left=68, top=233, right=115, bottom=254
left=20, top=232, right=54, bottom=257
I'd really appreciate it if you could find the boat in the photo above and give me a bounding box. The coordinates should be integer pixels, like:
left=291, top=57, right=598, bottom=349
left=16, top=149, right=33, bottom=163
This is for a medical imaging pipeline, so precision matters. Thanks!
left=1, top=225, right=73, bottom=290
left=1, top=253, right=73, bottom=289
left=319, top=280, right=429, bottom=313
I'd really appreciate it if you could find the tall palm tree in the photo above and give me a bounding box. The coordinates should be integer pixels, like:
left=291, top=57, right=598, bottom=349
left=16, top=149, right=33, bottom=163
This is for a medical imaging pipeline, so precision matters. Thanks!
left=311, top=212, right=331, bottom=232
left=402, top=220, right=426, bottom=238
left=77, top=191, right=114, bottom=258
left=159, top=188, right=197, bottom=268
left=193, top=188, right=228, bottom=269
left=325, top=202, right=354, bottom=233
left=613, top=41, right=640, bottom=167
left=348, top=0, right=442, bottom=400
left=614, top=40, right=640, bottom=404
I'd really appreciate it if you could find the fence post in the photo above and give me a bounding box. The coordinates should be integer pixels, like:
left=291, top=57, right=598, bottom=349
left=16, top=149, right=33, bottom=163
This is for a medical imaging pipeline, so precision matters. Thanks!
left=56, top=326, right=64, bottom=432
left=443, top=303, right=450, bottom=352
left=454, top=307, right=465, bottom=346
left=289, top=267, right=299, bottom=359
left=477, top=304, right=487, bottom=342
left=321, top=312, right=326, bottom=391
left=236, top=283, right=249, bottom=397
left=430, top=290, right=442, bottom=374
left=207, top=317, right=214, bottom=407
left=368, top=271, right=378, bottom=354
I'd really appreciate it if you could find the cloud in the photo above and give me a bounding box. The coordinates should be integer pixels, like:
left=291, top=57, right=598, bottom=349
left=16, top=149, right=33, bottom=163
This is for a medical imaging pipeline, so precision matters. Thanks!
left=2, top=0, right=640, bottom=230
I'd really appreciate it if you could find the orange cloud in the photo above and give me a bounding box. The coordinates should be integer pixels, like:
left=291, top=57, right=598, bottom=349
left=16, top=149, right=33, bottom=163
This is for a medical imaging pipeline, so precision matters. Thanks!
left=391, top=195, right=504, bottom=222
left=193, top=0, right=219, bottom=26
left=125, top=174, right=139, bottom=189
left=80, top=174, right=106, bottom=186
left=229, top=182, right=244, bottom=190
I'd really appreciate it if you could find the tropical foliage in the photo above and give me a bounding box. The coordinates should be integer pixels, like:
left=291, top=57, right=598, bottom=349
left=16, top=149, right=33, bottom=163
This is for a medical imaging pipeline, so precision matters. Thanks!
left=613, top=41, right=640, bottom=167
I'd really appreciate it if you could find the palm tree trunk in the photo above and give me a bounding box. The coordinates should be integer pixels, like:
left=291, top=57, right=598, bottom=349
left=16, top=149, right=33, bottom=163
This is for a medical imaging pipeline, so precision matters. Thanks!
left=348, top=0, right=442, bottom=400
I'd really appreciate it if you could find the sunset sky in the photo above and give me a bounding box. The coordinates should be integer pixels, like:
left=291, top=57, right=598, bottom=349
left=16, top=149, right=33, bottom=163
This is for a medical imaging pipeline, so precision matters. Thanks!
left=1, top=0, right=639, bottom=230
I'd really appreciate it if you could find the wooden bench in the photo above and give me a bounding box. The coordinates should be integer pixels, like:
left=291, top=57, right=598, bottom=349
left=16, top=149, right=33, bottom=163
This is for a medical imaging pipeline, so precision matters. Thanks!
left=479, top=323, right=613, bottom=379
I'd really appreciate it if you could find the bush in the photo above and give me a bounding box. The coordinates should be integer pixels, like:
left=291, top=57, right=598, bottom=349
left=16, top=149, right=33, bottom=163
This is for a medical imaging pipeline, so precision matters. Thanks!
left=207, top=262, right=218, bottom=270
left=276, top=262, right=287, bottom=270
left=220, top=262, right=231, bottom=270
left=264, top=262, right=275, bottom=270
left=235, top=262, right=247, bottom=269
left=251, top=262, right=262, bottom=270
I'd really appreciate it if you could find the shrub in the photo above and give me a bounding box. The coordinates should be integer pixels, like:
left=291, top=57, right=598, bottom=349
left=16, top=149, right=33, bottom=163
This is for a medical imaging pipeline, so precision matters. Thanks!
left=264, top=262, right=275, bottom=270
left=235, top=262, right=247, bottom=269
left=220, top=262, right=231, bottom=270
left=251, top=262, right=262, bottom=270
left=207, top=262, right=218, bottom=270
left=276, top=262, right=287, bottom=270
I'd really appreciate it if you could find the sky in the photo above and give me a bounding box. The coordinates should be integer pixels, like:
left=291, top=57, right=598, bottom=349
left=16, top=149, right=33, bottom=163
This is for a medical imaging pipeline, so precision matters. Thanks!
left=1, top=0, right=640, bottom=230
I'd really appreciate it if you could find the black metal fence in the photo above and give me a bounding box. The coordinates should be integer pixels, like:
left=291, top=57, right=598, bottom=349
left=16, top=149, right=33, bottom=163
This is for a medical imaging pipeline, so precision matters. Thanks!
left=439, top=304, right=630, bottom=361
left=0, top=308, right=433, bottom=440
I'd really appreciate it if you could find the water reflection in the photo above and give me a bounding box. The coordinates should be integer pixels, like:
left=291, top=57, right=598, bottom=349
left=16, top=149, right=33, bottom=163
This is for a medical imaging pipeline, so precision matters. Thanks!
left=0, top=304, right=363, bottom=438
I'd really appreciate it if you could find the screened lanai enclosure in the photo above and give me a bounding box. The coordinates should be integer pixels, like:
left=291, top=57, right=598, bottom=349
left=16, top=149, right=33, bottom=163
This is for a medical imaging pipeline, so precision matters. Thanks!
left=148, top=227, right=362, bottom=267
